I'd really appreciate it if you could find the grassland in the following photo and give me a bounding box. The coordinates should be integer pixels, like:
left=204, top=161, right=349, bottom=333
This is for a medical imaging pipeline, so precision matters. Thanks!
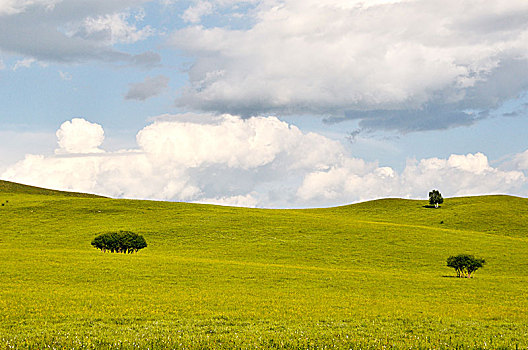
left=0, top=180, right=527, bottom=349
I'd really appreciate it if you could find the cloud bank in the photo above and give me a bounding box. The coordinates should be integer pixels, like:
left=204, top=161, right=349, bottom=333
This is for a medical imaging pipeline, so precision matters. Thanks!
left=2, top=115, right=527, bottom=208
left=170, top=0, right=528, bottom=132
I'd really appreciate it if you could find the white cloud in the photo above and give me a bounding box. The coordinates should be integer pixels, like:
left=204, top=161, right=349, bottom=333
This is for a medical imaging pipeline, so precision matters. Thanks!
left=67, top=11, right=154, bottom=44
left=136, top=114, right=336, bottom=169
left=0, top=0, right=59, bottom=16
left=12, top=58, right=35, bottom=70
left=401, top=154, right=526, bottom=196
left=508, top=149, right=528, bottom=171
left=158, top=0, right=176, bottom=6
left=200, top=193, right=259, bottom=207
left=55, top=118, right=105, bottom=154
left=2, top=114, right=345, bottom=205
left=181, top=1, right=214, bottom=24
left=297, top=152, right=527, bottom=206
left=0, top=1, right=160, bottom=66
left=2, top=115, right=527, bottom=207
left=170, top=0, right=528, bottom=131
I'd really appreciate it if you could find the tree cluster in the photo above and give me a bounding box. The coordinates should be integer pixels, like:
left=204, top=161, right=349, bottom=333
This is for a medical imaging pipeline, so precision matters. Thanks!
left=91, top=231, right=147, bottom=254
left=447, top=254, right=485, bottom=278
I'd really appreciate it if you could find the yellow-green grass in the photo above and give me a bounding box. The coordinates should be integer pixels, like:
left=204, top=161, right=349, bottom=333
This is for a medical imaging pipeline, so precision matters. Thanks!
left=0, top=180, right=527, bottom=349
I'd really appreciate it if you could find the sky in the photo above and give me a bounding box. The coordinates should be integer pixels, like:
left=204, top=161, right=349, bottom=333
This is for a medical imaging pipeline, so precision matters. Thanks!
left=1, top=0, right=528, bottom=208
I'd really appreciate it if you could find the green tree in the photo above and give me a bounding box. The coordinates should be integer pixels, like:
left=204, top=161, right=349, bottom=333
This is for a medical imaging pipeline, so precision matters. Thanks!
left=446, top=255, right=464, bottom=277
left=465, top=256, right=486, bottom=278
left=91, top=231, right=147, bottom=253
left=429, top=189, right=444, bottom=208
left=447, top=254, right=485, bottom=278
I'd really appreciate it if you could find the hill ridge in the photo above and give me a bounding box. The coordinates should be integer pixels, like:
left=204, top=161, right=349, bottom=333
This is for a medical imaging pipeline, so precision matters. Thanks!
left=0, top=179, right=105, bottom=198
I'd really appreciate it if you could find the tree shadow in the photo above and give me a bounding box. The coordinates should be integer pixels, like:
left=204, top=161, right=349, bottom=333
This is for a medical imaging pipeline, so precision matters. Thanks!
left=422, top=205, right=441, bottom=209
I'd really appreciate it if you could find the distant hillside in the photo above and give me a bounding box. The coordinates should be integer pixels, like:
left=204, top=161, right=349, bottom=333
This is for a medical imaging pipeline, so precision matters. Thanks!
left=1, top=178, right=526, bottom=237
left=0, top=180, right=105, bottom=198
left=314, top=195, right=528, bottom=238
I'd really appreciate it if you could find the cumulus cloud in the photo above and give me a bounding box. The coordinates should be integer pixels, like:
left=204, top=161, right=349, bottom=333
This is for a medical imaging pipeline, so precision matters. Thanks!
left=125, top=75, right=170, bottom=101
left=297, top=153, right=527, bottom=206
left=2, top=114, right=345, bottom=206
left=55, top=118, right=105, bottom=154
left=136, top=114, right=341, bottom=170
left=2, top=115, right=528, bottom=207
left=65, top=11, right=154, bottom=45
left=170, top=0, right=528, bottom=131
left=0, top=0, right=159, bottom=66
left=176, top=0, right=259, bottom=22
left=402, top=154, right=526, bottom=196
left=181, top=0, right=214, bottom=23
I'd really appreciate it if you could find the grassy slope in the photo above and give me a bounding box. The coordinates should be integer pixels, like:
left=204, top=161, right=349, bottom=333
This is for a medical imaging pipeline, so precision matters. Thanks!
left=0, top=181, right=527, bottom=349
left=0, top=180, right=104, bottom=198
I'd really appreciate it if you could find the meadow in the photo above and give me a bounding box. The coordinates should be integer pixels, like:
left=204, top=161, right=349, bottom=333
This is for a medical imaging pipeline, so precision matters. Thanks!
left=0, top=180, right=527, bottom=349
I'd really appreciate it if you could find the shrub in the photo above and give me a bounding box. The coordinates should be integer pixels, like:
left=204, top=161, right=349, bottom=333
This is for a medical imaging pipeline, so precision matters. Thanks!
left=91, top=231, right=147, bottom=254
left=447, top=254, right=485, bottom=278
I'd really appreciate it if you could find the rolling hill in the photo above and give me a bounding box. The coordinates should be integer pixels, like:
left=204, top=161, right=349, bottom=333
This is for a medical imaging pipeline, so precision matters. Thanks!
left=0, top=180, right=104, bottom=198
left=0, top=180, right=527, bottom=349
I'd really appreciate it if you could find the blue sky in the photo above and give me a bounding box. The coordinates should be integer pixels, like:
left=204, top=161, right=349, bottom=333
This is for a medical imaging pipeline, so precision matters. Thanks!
left=1, top=0, right=528, bottom=208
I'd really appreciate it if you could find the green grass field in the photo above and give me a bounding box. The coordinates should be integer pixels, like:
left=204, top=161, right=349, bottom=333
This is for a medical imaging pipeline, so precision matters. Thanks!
left=1, top=180, right=527, bottom=349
